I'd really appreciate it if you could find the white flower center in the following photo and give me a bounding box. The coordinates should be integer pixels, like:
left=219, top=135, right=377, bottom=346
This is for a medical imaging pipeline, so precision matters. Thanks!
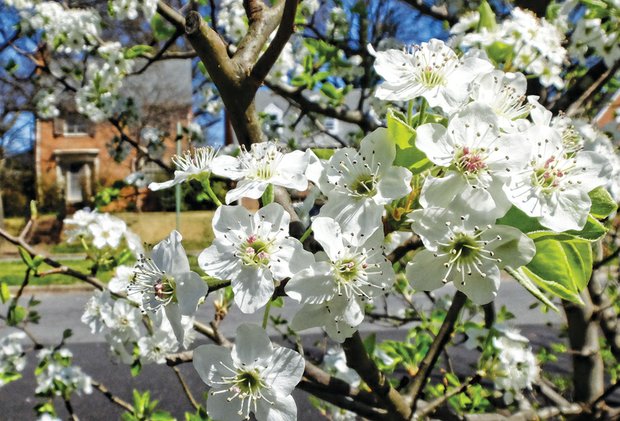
left=332, top=151, right=381, bottom=198
left=240, top=142, right=282, bottom=181
left=212, top=362, right=272, bottom=420
left=492, top=81, right=529, bottom=120
left=238, top=235, right=273, bottom=267
left=129, top=256, right=176, bottom=310
left=434, top=223, right=503, bottom=286
left=411, top=45, right=459, bottom=89
left=454, top=146, right=488, bottom=177
left=172, top=147, right=217, bottom=173
left=332, top=254, right=384, bottom=301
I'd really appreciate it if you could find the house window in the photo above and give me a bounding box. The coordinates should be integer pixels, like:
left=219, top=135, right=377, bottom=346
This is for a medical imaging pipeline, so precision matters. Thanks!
left=63, top=113, right=89, bottom=135
left=324, top=118, right=338, bottom=133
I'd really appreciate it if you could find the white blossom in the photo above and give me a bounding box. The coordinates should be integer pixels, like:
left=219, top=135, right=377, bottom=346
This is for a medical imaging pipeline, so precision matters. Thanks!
left=88, top=213, right=127, bottom=249
left=406, top=207, right=535, bottom=304
left=287, top=217, right=393, bottom=341
left=149, top=146, right=236, bottom=191
left=319, top=128, right=412, bottom=245
left=130, top=231, right=208, bottom=343
left=199, top=203, right=312, bottom=313
left=0, top=332, right=27, bottom=386
left=108, top=0, right=157, bottom=20
left=193, top=324, right=304, bottom=421
left=370, top=39, right=493, bottom=113
left=35, top=348, right=92, bottom=396
left=492, top=328, right=539, bottom=404
left=505, top=119, right=612, bottom=231
left=214, top=141, right=310, bottom=204
left=416, top=102, right=529, bottom=221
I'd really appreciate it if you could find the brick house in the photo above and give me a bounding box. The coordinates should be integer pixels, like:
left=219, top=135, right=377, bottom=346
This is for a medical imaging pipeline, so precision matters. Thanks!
left=34, top=59, right=193, bottom=211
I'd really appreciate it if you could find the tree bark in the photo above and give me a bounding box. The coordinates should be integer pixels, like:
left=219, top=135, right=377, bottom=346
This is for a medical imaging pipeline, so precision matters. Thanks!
left=563, top=290, right=605, bottom=403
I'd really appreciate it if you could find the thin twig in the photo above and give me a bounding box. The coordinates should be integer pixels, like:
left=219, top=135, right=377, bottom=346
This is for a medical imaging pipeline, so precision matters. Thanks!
left=172, top=366, right=200, bottom=410
left=416, top=373, right=481, bottom=418
left=63, top=397, right=79, bottom=421
left=91, top=380, right=134, bottom=412
left=407, top=291, right=468, bottom=416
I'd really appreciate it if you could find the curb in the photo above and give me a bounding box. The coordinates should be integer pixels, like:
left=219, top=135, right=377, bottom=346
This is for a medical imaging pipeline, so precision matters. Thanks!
left=8, top=284, right=96, bottom=295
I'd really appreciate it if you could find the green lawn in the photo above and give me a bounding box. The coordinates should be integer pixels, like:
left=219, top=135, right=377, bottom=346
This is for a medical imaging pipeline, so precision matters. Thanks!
left=0, top=259, right=113, bottom=286
left=0, top=211, right=213, bottom=287
left=0, top=255, right=204, bottom=287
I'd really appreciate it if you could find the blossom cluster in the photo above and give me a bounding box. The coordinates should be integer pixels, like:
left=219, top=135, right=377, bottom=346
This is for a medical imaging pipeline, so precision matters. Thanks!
left=466, top=326, right=539, bottom=404
left=35, top=347, right=92, bottom=397
left=108, top=0, right=157, bottom=20
left=0, top=332, right=27, bottom=387
left=75, top=42, right=135, bottom=122
left=556, top=0, right=620, bottom=67
left=450, top=7, right=567, bottom=88
left=64, top=208, right=142, bottom=254
left=371, top=37, right=614, bottom=303
left=7, top=1, right=102, bottom=54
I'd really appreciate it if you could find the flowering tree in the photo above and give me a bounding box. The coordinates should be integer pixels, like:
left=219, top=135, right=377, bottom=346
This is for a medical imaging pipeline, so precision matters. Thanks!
left=1, top=0, right=620, bottom=420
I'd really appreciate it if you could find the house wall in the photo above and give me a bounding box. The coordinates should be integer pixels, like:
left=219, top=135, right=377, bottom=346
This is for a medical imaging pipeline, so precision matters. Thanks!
left=35, top=107, right=191, bottom=211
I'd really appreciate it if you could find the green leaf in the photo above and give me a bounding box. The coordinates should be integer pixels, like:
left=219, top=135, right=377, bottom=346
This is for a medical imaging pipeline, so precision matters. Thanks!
left=565, top=216, right=607, bottom=241
left=311, top=148, right=335, bottom=160
left=0, top=282, right=10, bottom=304
left=8, top=305, right=27, bottom=325
left=18, top=247, right=34, bottom=270
left=522, top=267, right=583, bottom=305
left=505, top=267, right=559, bottom=311
left=477, top=0, right=497, bottom=31
left=589, top=187, right=618, bottom=219
left=125, top=45, right=155, bottom=59
left=32, top=255, right=45, bottom=270
left=497, top=206, right=607, bottom=241
left=320, top=82, right=342, bottom=100
left=496, top=206, right=544, bottom=233
left=131, top=358, right=142, bottom=377
left=0, top=371, right=22, bottom=385
left=386, top=109, right=432, bottom=174
left=525, top=232, right=593, bottom=304
left=150, top=14, right=177, bottom=41
left=486, top=41, right=513, bottom=63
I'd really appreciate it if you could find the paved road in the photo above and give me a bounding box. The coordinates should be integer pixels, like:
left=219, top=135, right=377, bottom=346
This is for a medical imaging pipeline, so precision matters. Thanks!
left=0, top=281, right=564, bottom=420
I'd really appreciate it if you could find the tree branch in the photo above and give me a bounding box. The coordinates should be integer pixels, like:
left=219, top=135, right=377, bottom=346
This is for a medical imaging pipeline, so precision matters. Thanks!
left=407, top=291, right=468, bottom=415
left=251, top=0, right=299, bottom=85
left=156, top=0, right=186, bottom=30
left=265, top=78, right=378, bottom=131
left=343, top=332, right=411, bottom=420
left=298, top=380, right=388, bottom=420
left=550, top=59, right=620, bottom=115
left=172, top=366, right=199, bottom=410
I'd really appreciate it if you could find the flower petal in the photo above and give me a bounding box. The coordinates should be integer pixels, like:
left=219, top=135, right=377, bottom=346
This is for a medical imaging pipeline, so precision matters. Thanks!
left=193, top=344, right=235, bottom=386
left=152, top=230, right=190, bottom=274
left=255, top=393, right=297, bottom=421
left=226, top=179, right=267, bottom=204
left=263, top=347, right=305, bottom=395
left=406, top=250, right=450, bottom=292
left=176, top=271, right=208, bottom=316
left=285, top=262, right=335, bottom=304
left=232, top=323, right=273, bottom=366
left=232, top=266, right=274, bottom=313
